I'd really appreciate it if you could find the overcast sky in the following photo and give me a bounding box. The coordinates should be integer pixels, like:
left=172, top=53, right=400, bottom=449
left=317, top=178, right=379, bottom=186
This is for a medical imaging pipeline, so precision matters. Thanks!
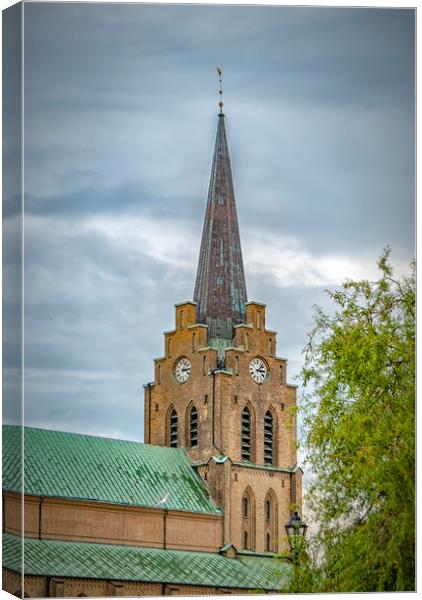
left=3, top=4, right=415, bottom=446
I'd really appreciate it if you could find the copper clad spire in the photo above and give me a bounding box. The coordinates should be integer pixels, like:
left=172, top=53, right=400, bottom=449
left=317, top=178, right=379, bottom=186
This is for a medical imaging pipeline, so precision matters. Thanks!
left=193, top=78, right=247, bottom=341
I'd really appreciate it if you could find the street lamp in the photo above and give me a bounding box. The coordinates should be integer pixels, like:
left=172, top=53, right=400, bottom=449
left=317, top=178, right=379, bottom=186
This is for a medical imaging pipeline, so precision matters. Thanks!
left=284, top=511, right=308, bottom=556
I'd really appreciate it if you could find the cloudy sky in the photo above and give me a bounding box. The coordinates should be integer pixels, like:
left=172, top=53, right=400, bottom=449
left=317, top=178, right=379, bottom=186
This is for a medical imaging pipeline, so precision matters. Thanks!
left=3, top=3, right=415, bottom=446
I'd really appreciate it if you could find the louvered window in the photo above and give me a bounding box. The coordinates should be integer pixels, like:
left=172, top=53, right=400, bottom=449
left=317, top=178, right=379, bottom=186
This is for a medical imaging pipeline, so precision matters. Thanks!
left=264, top=411, right=273, bottom=465
left=241, top=407, right=251, bottom=461
left=169, top=409, right=178, bottom=447
left=190, top=406, right=198, bottom=448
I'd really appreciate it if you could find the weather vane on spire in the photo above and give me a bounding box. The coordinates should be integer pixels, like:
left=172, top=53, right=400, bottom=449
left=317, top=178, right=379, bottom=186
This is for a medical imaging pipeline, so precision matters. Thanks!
left=217, top=67, right=224, bottom=114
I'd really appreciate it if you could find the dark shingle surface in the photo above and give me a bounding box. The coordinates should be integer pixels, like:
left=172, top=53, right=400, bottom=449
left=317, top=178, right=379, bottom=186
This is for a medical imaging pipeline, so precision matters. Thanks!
left=2, top=425, right=221, bottom=514
left=3, top=533, right=291, bottom=590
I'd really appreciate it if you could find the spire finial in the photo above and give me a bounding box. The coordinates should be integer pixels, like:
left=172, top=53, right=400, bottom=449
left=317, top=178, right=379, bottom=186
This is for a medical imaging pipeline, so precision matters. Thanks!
left=217, top=67, right=224, bottom=114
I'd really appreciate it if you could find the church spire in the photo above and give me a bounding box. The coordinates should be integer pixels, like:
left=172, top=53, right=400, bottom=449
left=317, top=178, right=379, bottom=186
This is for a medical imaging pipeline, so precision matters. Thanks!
left=193, top=74, right=247, bottom=341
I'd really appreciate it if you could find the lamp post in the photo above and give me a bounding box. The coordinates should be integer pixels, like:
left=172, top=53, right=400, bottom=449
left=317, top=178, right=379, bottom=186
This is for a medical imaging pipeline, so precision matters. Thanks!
left=284, top=511, right=308, bottom=562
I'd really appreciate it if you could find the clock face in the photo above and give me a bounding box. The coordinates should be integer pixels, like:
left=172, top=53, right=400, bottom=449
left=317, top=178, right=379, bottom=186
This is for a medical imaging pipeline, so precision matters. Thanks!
left=249, top=357, right=268, bottom=383
left=174, top=357, right=192, bottom=383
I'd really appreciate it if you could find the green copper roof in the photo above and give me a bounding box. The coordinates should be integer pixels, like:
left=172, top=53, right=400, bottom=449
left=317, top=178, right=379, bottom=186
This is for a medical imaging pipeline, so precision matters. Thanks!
left=3, top=533, right=291, bottom=591
left=2, top=426, right=221, bottom=514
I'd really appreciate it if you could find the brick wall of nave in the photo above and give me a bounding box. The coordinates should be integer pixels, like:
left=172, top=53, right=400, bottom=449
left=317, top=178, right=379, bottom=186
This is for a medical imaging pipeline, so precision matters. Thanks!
left=3, top=493, right=223, bottom=552
left=2, top=571, right=270, bottom=597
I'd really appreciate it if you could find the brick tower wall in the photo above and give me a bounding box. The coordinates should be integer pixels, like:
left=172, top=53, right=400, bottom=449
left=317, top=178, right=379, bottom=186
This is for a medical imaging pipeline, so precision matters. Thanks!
left=144, top=300, right=301, bottom=554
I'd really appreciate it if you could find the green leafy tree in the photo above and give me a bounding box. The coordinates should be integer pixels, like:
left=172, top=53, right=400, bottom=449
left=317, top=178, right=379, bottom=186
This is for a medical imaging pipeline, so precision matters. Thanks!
left=284, top=538, right=322, bottom=593
left=299, top=249, right=415, bottom=592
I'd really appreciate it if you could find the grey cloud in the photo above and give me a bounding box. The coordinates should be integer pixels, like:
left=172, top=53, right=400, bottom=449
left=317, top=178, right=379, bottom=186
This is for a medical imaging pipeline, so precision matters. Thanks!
left=4, top=4, right=414, bottom=443
left=20, top=212, right=195, bottom=439
left=24, top=6, right=414, bottom=111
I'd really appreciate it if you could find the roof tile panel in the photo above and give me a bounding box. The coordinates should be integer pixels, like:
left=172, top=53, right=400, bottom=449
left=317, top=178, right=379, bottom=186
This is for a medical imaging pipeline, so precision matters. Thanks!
left=3, top=426, right=221, bottom=514
left=3, top=533, right=291, bottom=591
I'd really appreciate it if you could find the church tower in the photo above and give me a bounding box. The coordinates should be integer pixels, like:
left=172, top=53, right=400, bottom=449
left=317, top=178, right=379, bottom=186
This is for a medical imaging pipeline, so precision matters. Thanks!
left=144, top=89, right=302, bottom=554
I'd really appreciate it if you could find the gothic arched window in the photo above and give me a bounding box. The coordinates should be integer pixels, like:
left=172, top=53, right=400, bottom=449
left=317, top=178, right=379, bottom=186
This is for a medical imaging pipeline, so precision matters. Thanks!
left=241, top=407, right=251, bottom=461
left=266, top=499, right=271, bottom=522
left=241, top=487, right=255, bottom=550
left=168, top=408, right=178, bottom=448
left=189, top=406, right=198, bottom=448
left=264, top=410, right=274, bottom=465
left=243, top=496, right=248, bottom=518
left=264, top=489, right=278, bottom=553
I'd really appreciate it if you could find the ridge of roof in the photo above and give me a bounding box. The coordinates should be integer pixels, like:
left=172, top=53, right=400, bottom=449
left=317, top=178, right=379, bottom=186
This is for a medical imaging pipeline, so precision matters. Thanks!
left=3, top=423, right=143, bottom=444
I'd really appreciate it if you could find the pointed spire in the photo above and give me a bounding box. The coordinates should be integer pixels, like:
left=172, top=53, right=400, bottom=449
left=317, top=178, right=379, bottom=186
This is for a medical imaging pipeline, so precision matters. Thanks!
left=193, top=99, right=247, bottom=341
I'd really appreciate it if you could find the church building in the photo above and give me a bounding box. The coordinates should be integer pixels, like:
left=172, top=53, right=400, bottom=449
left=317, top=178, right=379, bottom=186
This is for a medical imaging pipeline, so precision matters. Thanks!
left=2, top=99, right=302, bottom=597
